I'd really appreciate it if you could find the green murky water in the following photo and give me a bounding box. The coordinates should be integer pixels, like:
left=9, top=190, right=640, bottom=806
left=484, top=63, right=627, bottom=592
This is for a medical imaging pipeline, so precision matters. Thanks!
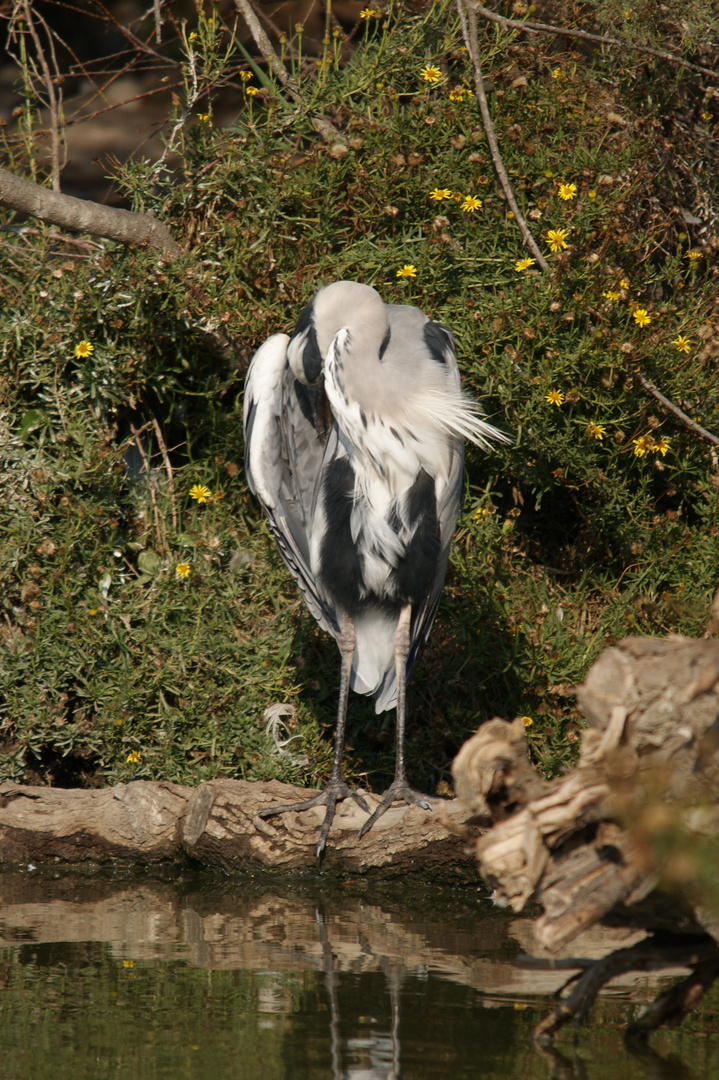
left=0, top=871, right=717, bottom=1079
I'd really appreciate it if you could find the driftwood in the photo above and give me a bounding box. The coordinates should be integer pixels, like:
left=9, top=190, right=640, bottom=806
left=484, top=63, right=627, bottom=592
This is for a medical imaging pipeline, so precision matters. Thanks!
left=451, top=635, right=719, bottom=1039
left=0, top=776, right=471, bottom=877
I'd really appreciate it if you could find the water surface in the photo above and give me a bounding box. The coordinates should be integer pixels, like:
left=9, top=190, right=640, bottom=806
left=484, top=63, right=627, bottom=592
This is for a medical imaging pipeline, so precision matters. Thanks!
left=0, top=870, right=717, bottom=1079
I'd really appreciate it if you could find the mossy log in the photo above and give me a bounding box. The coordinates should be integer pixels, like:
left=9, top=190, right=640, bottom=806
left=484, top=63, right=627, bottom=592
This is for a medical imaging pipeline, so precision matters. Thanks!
left=0, top=776, right=472, bottom=877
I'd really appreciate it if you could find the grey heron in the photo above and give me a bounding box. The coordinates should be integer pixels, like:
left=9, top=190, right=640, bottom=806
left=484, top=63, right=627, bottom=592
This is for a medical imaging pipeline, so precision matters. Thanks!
left=243, top=281, right=506, bottom=857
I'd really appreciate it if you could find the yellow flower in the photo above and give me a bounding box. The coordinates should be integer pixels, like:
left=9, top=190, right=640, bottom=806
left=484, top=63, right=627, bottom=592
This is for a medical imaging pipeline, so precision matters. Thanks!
left=126, top=750, right=142, bottom=764
left=515, top=257, right=535, bottom=272
left=190, top=484, right=212, bottom=503
left=197, top=113, right=211, bottom=124
left=544, top=170, right=554, bottom=178
left=546, top=228, right=569, bottom=252
left=686, top=249, right=702, bottom=260
left=75, top=340, right=93, bottom=358
left=396, top=264, right=417, bottom=278
left=602, top=290, right=621, bottom=302
left=551, top=68, right=562, bottom=79
left=619, top=277, right=630, bottom=288
left=175, top=562, right=192, bottom=579
left=545, top=390, right=565, bottom=406
left=448, top=88, right=467, bottom=103
left=420, top=65, right=442, bottom=84
left=655, top=437, right=671, bottom=456
left=429, top=188, right=453, bottom=201
left=586, top=422, right=606, bottom=440
left=461, top=195, right=482, bottom=213
left=88, top=608, right=97, bottom=617
left=702, top=111, right=713, bottom=123
left=240, top=71, right=253, bottom=82
left=360, top=7, right=379, bottom=17
left=520, top=716, right=534, bottom=727
left=246, top=86, right=259, bottom=97
left=633, top=435, right=650, bottom=457
left=122, top=960, right=136, bottom=969
left=587, top=189, right=597, bottom=199
left=633, top=308, right=651, bottom=327
left=188, top=31, right=198, bottom=43
left=558, top=182, right=577, bottom=201
left=672, top=335, right=691, bottom=353
left=473, top=507, right=487, bottom=521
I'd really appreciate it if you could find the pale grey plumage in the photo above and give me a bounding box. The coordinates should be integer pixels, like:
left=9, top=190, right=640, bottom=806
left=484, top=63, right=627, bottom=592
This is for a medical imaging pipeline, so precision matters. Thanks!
left=244, top=280, right=507, bottom=856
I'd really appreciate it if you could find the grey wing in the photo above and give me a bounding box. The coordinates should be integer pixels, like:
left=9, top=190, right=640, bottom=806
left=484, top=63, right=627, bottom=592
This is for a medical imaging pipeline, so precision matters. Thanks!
left=244, top=334, right=340, bottom=637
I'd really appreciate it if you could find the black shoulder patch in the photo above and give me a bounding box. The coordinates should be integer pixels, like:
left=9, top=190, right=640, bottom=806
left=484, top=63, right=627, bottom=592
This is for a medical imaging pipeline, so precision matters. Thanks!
left=291, top=300, right=323, bottom=383
left=318, top=458, right=363, bottom=614
left=378, top=324, right=391, bottom=361
left=394, top=468, right=441, bottom=606
left=423, top=322, right=454, bottom=366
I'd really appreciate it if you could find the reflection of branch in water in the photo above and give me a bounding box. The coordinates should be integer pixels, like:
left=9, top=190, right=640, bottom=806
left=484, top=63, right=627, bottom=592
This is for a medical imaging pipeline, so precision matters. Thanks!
left=531, top=934, right=719, bottom=1045
left=316, top=909, right=342, bottom=1080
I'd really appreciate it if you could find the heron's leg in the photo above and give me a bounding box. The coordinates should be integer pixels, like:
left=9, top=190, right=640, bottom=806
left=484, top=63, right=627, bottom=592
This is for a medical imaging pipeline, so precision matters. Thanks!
left=258, top=611, right=370, bottom=860
left=358, top=604, right=433, bottom=839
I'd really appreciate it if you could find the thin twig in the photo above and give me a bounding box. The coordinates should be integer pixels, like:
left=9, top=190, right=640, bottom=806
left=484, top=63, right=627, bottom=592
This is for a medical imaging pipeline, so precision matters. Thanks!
left=634, top=373, right=719, bottom=447
left=469, top=2, right=719, bottom=81
left=18, top=0, right=64, bottom=191
left=150, top=414, right=178, bottom=531
left=457, top=0, right=549, bottom=270
left=130, top=423, right=167, bottom=553
left=232, top=0, right=299, bottom=96
left=153, top=0, right=163, bottom=45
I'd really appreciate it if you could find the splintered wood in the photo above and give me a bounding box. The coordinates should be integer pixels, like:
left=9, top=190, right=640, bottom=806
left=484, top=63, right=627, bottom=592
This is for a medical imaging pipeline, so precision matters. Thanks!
left=452, top=637, right=719, bottom=952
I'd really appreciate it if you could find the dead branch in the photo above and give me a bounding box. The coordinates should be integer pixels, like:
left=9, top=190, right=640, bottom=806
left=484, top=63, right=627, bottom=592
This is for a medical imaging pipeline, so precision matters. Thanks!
left=457, top=0, right=548, bottom=269
left=14, top=0, right=65, bottom=191
left=533, top=935, right=719, bottom=1043
left=0, top=167, right=181, bottom=257
left=469, top=2, right=719, bottom=81
left=634, top=372, right=719, bottom=448
left=232, top=0, right=299, bottom=96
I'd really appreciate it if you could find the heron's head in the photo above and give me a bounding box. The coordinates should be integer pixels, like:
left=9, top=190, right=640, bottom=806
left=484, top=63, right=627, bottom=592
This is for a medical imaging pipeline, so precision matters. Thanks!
left=287, top=281, right=387, bottom=385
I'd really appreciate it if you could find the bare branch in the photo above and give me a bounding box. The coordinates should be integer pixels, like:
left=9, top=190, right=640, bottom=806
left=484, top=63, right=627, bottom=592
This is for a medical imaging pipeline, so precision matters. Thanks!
left=457, top=1, right=549, bottom=269
left=150, top=414, right=178, bottom=531
left=0, top=167, right=181, bottom=257
left=18, top=0, right=64, bottom=191
left=232, top=0, right=299, bottom=96
left=469, top=1, right=719, bottom=81
left=634, top=372, right=719, bottom=448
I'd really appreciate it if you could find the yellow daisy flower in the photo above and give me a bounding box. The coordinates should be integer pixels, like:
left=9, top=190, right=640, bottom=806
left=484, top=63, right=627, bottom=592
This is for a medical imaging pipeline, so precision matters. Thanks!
left=586, top=423, right=607, bottom=440
left=360, top=7, right=379, bottom=18
left=246, top=86, right=259, bottom=97
left=126, top=750, right=142, bottom=764
left=602, top=290, right=621, bottom=302
left=633, top=436, right=651, bottom=457
left=461, top=195, right=482, bottom=212
left=190, top=484, right=212, bottom=503
left=175, top=562, right=192, bottom=579
left=515, top=258, right=535, bottom=272
left=240, top=71, right=253, bottom=82
left=545, top=390, right=565, bottom=406
left=619, top=278, right=630, bottom=288
left=546, top=228, right=569, bottom=252
left=655, top=437, right=671, bottom=456
left=429, top=188, right=453, bottom=201
left=420, top=65, right=442, bottom=84
left=686, top=249, right=702, bottom=260
left=558, top=182, right=577, bottom=201
left=75, top=340, right=93, bottom=358
left=396, top=264, right=417, bottom=278
left=520, top=716, right=534, bottom=727
left=672, top=335, right=691, bottom=353
left=633, top=308, right=651, bottom=327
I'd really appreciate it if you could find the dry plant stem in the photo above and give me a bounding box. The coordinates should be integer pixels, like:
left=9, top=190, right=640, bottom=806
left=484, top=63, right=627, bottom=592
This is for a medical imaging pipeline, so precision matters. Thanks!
left=130, top=423, right=167, bottom=553
left=634, top=373, right=719, bottom=448
left=457, top=0, right=549, bottom=270
left=0, top=168, right=181, bottom=257
left=469, top=2, right=719, bottom=81
left=154, top=0, right=163, bottom=45
left=150, top=414, right=178, bottom=531
left=232, top=0, right=299, bottom=96
left=19, top=0, right=64, bottom=191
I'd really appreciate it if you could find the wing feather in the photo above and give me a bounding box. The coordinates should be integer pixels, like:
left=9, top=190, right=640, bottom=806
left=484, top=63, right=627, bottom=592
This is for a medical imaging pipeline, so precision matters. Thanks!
left=244, top=334, right=339, bottom=637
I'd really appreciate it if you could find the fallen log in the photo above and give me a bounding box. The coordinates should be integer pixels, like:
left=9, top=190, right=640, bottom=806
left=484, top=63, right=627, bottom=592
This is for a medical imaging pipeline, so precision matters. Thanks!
left=0, top=776, right=472, bottom=877
left=451, top=634, right=719, bottom=1038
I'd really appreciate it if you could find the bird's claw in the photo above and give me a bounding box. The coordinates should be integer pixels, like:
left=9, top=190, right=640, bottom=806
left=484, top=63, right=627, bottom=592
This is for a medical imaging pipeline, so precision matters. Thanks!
left=358, top=779, right=434, bottom=839
left=258, top=778, right=370, bottom=860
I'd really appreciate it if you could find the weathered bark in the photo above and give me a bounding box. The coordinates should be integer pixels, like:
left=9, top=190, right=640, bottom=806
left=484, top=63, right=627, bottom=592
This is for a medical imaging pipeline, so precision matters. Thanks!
left=451, top=635, right=719, bottom=1039
left=0, top=167, right=181, bottom=257
left=0, top=777, right=472, bottom=876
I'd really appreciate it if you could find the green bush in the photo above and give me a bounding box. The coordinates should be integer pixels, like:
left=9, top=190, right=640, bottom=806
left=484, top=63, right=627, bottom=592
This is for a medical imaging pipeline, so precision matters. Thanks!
left=1, top=1, right=717, bottom=791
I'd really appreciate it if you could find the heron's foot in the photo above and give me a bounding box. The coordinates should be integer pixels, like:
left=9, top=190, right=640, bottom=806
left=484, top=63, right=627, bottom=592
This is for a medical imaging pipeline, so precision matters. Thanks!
left=258, top=779, right=370, bottom=860
left=358, top=778, right=433, bottom=840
